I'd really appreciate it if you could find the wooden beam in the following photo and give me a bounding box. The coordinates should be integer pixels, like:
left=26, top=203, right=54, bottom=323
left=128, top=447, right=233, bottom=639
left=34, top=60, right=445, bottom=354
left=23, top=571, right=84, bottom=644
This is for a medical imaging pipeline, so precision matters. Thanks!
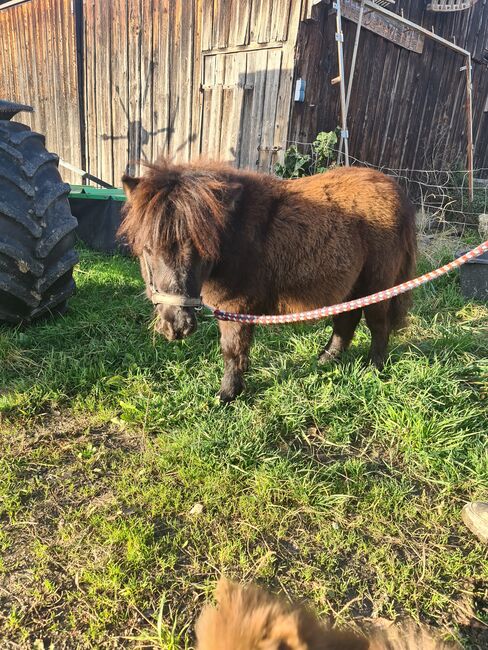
left=362, top=0, right=470, bottom=56
left=465, top=56, right=474, bottom=201
left=339, top=0, right=365, bottom=161
left=0, top=0, right=30, bottom=10
left=345, top=0, right=365, bottom=110
left=342, top=0, right=424, bottom=53
left=335, top=0, right=349, bottom=166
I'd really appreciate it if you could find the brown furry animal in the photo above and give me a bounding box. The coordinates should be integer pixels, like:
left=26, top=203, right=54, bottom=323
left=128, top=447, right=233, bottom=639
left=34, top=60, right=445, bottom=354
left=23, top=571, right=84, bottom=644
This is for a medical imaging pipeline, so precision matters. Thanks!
left=195, top=579, right=460, bottom=650
left=119, top=161, right=416, bottom=401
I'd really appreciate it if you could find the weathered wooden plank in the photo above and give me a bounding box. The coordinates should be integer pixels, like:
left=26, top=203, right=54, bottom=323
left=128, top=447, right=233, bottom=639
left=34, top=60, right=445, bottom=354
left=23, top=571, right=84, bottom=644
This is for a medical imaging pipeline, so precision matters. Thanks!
left=83, top=0, right=97, bottom=182
left=271, top=0, right=302, bottom=166
left=423, top=40, right=456, bottom=169
left=152, top=0, right=171, bottom=161
left=228, top=0, right=252, bottom=46
left=219, top=52, right=247, bottom=165
left=208, top=52, right=225, bottom=159
left=48, top=1, right=63, bottom=161
left=169, top=0, right=195, bottom=162
left=94, top=0, right=113, bottom=183
left=383, top=50, right=416, bottom=168
left=200, top=55, right=216, bottom=157
left=357, top=34, right=388, bottom=163
left=201, top=0, right=214, bottom=50
left=239, top=50, right=267, bottom=169
left=13, top=5, right=30, bottom=109
left=270, top=1, right=291, bottom=42
left=342, top=0, right=425, bottom=54
left=110, top=0, right=129, bottom=183
left=257, top=48, right=282, bottom=171
left=409, top=38, right=442, bottom=170
left=369, top=42, right=401, bottom=166
left=40, top=0, right=59, bottom=149
left=218, top=54, right=236, bottom=162
left=127, top=0, right=143, bottom=174
left=191, top=0, right=204, bottom=160
left=183, top=0, right=197, bottom=160
left=140, top=0, right=154, bottom=166
left=169, top=0, right=182, bottom=160
left=215, top=0, right=230, bottom=48
left=250, top=0, right=273, bottom=44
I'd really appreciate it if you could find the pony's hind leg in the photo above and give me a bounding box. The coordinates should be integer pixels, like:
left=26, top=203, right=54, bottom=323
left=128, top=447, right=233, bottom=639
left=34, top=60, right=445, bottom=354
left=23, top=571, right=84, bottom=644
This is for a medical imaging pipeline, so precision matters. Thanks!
left=318, top=309, right=362, bottom=365
left=218, top=321, right=254, bottom=402
left=363, top=302, right=391, bottom=369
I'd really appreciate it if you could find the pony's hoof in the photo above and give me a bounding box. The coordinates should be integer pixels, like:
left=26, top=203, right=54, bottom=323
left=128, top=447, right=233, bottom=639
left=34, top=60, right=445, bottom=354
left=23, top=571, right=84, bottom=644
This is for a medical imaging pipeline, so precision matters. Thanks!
left=367, top=355, right=385, bottom=371
left=218, top=376, right=244, bottom=403
left=318, top=350, right=340, bottom=366
left=217, top=389, right=237, bottom=404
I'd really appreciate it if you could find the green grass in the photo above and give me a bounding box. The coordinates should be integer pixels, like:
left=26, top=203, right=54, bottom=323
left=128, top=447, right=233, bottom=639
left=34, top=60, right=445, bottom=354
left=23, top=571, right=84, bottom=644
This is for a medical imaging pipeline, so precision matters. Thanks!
left=1, top=243, right=487, bottom=648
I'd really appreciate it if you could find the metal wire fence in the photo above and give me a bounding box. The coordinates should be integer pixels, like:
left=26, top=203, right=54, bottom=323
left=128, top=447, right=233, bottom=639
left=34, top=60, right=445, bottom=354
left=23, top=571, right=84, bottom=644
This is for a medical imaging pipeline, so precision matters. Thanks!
left=285, top=140, right=488, bottom=235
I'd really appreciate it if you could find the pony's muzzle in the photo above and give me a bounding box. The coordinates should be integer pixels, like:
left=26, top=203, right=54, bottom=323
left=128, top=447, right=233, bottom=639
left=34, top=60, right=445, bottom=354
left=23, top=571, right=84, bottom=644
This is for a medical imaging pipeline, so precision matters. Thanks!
left=156, top=306, right=198, bottom=341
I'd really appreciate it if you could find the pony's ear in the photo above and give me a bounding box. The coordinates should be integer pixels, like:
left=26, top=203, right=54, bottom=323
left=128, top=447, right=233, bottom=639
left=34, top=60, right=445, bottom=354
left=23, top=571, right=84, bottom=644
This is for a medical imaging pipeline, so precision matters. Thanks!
left=122, top=174, right=141, bottom=198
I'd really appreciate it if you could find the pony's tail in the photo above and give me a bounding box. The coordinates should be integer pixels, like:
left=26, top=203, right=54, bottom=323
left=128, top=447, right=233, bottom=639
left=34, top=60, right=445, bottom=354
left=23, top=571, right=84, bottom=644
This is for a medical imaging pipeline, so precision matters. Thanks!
left=389, top=203, right=417, bottom=331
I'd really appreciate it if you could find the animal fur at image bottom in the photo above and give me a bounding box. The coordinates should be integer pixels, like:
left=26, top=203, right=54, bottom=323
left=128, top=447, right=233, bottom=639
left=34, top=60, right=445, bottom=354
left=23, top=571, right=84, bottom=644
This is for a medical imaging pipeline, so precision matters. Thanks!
left=195, top=578, right=460, bottom=650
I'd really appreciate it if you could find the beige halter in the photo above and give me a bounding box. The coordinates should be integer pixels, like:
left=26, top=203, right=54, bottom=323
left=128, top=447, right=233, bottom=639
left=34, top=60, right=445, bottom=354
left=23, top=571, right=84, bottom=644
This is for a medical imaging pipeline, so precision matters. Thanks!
left=142, top=250, right=202, bottom=308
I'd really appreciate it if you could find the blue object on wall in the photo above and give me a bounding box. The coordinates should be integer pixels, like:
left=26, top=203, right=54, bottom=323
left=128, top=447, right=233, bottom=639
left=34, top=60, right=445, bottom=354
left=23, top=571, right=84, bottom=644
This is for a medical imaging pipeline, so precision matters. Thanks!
left=294, top=78, right=306, bottom=102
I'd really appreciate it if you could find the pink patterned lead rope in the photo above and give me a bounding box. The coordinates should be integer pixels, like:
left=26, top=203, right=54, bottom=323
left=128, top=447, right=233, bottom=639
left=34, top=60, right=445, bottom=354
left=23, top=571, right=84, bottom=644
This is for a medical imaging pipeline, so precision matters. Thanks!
left=207, top=240, right=488, bottom=325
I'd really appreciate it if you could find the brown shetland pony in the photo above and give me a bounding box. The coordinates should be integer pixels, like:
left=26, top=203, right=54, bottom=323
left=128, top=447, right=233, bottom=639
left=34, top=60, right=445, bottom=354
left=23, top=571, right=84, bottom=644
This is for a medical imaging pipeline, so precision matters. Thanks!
left=119, top=160, right=416, bottom=402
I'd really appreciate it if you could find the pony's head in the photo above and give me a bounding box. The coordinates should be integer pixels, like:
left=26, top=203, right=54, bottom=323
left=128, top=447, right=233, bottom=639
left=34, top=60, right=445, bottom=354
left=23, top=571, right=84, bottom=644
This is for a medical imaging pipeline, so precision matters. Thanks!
left=118, top=160, right=241, bottom=340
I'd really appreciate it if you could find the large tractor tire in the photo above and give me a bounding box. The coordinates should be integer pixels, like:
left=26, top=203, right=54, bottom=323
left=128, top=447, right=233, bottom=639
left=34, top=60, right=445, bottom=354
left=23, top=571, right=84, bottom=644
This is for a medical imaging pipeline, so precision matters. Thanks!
left=0, top=101, right=78, bottom=323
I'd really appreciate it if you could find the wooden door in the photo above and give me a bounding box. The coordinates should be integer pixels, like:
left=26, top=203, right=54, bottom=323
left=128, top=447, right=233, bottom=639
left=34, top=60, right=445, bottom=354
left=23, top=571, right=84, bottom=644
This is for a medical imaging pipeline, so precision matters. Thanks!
left=199, top=0, right=302, bottom=171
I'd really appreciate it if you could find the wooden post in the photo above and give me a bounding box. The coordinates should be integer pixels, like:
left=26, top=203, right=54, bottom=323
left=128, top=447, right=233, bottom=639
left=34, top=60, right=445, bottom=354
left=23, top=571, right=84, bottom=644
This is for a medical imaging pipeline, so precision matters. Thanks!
left=465, top=54, right=474, bottom=202
left=338, top=0, right=365, bottom=161
left=334, top=0, right=349, bottom=165
left=346, top=0, right=365, bottom=111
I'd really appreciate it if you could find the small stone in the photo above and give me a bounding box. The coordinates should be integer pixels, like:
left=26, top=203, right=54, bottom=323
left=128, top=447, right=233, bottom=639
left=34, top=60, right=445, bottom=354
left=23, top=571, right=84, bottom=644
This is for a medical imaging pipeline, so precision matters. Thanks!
left=478, top=214, right=488, bottom=239
left=189, top=503, right=204, bottom=515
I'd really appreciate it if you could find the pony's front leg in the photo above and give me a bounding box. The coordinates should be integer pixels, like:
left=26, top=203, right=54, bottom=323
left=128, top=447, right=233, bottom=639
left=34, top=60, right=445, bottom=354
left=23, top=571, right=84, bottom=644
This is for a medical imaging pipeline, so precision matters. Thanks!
left=218, top=321, right=254, bottom=402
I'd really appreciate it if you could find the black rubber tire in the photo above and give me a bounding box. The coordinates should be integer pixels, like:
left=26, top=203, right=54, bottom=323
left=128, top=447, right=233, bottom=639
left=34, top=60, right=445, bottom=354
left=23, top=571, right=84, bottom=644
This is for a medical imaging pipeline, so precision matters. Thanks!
left=0, top=120, right=78, bottom=324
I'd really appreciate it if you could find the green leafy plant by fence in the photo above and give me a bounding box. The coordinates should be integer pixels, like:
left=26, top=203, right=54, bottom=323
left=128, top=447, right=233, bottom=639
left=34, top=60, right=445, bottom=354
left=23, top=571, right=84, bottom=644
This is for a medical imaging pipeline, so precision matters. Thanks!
left=275, top=131, right=338, bottom=179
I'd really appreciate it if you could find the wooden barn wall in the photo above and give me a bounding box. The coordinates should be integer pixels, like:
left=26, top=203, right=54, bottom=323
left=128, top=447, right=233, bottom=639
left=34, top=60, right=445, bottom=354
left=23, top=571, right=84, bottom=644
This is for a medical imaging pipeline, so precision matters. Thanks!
left=0, top=0, right=82, bottom=184
left=290, top=0, right=488, bottom=173
left=82, top=0, right=201, bottom=186
left=83, top=0, right=301, bottom=182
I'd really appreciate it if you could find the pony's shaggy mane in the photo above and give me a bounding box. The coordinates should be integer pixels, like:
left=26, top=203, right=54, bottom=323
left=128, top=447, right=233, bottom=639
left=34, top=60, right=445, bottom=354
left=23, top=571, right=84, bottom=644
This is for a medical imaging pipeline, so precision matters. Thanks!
left=118, top=160, right=237, bottom=260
